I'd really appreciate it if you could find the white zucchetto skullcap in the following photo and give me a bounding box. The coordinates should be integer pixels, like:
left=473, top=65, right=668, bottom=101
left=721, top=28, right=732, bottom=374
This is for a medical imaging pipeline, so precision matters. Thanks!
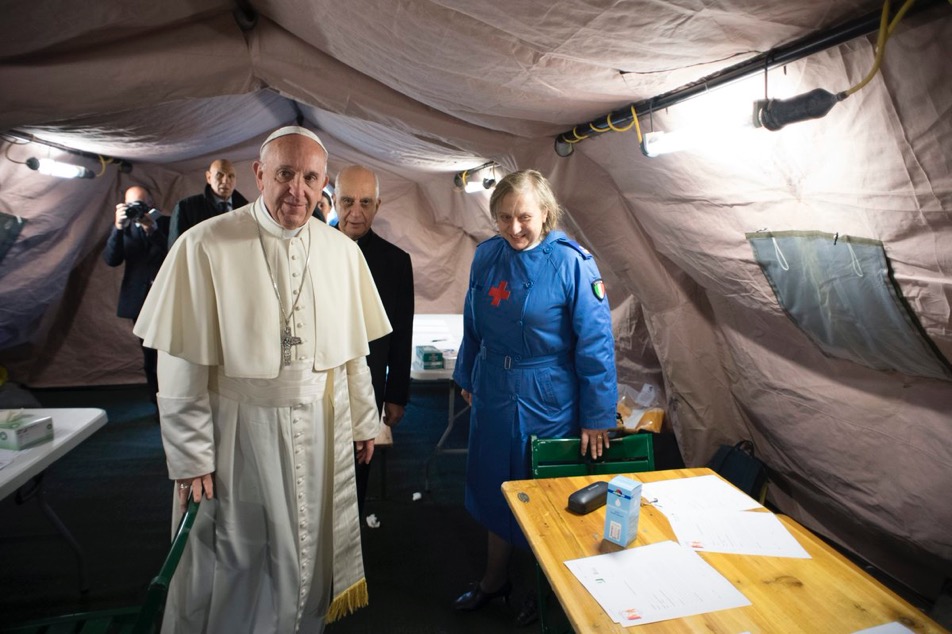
left=260, top=126, right=327, bottom=155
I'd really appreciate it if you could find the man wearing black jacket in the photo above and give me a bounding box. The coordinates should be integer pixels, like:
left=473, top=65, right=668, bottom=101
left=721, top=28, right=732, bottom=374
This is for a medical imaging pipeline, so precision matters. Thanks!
left=102, top=185, right=170, bottom=403
left=336, top=165, right=415, bottom=516
left=168, top=158, right=248, bottom=246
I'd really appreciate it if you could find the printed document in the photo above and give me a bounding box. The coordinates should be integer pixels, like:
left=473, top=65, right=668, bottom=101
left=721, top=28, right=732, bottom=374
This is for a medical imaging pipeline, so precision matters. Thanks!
left=564, top=540, right=751, bottom=626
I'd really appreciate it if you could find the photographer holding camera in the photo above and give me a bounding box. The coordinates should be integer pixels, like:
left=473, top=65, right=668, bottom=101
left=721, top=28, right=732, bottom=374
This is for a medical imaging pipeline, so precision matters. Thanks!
left=102, top=185, right=170, bottom=405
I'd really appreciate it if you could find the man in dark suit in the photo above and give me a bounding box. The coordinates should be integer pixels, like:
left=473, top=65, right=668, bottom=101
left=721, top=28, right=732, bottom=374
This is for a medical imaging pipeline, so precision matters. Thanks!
left=168, top=159, right=248, bottom=246
left=336, top=165, right=415, bottom=516
left=102, top=185, right=170, bottom=404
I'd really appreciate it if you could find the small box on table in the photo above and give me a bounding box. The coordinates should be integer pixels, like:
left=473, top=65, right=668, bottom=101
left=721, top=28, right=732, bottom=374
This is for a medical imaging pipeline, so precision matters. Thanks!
left=0, top=413, right=54, bottom=450
left=603, top=475, right=642, bottom=547
left=415, top=345, right=444, bottom=369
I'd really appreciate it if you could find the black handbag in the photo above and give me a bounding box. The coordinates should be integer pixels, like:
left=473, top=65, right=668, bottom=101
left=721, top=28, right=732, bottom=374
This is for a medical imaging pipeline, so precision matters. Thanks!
left=706, top=440, right=768, bottom=503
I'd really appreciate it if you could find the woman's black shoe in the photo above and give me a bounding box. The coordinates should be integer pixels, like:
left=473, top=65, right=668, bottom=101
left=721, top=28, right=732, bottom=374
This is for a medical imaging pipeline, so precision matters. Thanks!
left=515, top=593, right=539, bottom=627
left=453, top=580, right=512, bottom=610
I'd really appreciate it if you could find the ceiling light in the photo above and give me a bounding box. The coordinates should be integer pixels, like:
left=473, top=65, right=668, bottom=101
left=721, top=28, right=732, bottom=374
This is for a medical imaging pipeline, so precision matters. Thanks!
left=26, top=157, right=95, bottom=179
left=464, top=177, right=484, bottom=193
left=454, top=161, right=498, bottom=194
left=640, top=130, right=688, bottom=157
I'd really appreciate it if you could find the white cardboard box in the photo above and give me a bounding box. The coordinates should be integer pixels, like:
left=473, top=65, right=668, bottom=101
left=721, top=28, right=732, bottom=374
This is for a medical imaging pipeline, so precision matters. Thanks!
left=603, top=475, right=642, bottom=547
left=0, top=414, right=54, bottom=450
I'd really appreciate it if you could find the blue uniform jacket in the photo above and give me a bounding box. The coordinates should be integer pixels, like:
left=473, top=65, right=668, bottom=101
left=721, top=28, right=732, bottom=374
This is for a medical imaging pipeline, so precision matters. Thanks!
left=453, top=230, right=617, bottom=545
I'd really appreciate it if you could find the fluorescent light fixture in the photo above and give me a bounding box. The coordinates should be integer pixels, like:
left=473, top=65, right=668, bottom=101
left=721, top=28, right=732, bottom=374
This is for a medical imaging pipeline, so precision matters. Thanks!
left=464, top=177, right=485, bottom=193
left=26, top=157, right=95, bottom=179
left=640, top=130, right=690, bottom=157
left=454, top=162, right=498, bottom=193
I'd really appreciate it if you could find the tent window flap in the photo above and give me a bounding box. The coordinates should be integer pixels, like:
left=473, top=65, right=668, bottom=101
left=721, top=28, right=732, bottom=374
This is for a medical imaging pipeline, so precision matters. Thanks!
left=747, top=231, right=952, bottom=382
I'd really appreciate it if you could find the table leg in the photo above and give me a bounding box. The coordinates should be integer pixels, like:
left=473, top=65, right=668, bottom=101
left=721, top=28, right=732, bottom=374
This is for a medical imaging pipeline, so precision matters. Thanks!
left=16, top=472, right=90, bottom=594
left=424, top=381, right=470, bottom=491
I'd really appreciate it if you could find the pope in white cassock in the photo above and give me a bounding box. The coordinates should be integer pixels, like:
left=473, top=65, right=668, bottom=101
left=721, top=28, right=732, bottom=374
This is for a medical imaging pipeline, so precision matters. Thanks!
left=134, top=126, right=391, bottom=633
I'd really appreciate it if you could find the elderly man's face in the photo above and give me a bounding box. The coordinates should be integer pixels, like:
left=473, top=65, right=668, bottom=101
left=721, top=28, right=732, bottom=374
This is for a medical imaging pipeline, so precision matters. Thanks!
left=206, top=160, right=237, bottom=201
left=335, top=167, right=380, bottom=240
left=254, top=136, right=329, bottom=230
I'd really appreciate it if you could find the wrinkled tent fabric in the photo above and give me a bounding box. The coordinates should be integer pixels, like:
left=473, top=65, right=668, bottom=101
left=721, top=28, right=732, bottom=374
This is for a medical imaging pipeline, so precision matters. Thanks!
left=0, top=0, right=950, bottom=601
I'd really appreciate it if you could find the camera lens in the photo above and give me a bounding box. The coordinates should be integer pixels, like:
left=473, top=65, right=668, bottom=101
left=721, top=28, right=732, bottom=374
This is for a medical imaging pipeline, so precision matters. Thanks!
left=125, top=201, right=149, bottom=220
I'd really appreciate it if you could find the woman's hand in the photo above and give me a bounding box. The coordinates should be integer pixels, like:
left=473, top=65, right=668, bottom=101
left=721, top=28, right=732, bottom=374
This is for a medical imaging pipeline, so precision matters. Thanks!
left=580, top=428, right=611, bottom=460
left=460, top=389, right=472, bottom=406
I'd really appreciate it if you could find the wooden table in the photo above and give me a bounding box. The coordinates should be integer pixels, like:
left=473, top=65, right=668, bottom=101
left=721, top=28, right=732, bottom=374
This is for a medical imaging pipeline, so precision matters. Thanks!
left=1, top=408, right=108, bottom=593
left=502, top=468, right=947, bottom=633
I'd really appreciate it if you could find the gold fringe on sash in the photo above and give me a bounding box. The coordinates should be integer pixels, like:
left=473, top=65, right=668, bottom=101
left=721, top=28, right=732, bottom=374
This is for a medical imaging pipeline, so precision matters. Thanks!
left=325, top=578, right=369, bottom=623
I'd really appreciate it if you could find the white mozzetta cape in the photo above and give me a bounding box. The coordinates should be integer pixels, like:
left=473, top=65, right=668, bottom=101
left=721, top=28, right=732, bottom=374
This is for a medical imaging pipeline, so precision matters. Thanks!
left=134, top=199, right=391, bottom=376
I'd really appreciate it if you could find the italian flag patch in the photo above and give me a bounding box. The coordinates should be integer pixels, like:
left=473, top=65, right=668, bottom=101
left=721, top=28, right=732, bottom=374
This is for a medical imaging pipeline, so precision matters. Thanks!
left=592, top=279, right=606, bottom=301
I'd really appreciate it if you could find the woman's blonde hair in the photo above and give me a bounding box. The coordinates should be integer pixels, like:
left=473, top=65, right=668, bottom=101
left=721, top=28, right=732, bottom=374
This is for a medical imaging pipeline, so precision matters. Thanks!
left=489, top=169, right=563, bottom=234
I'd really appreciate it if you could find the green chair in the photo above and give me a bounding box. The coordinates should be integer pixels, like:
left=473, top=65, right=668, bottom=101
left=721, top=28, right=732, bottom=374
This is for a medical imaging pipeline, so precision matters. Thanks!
left=531, top=432, right=655, bottom=479
left=4, top=499, right=201, bottom=634
left=529, top=433, right=655, bottom=633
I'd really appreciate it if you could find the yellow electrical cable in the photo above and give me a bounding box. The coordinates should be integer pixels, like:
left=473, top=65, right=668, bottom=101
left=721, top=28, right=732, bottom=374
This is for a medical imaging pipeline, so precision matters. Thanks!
left=570, top=127, right=590, bottom=141
left=845, top=0, right=916, bottom=97
left=630, top=105, right=644, bottom=145
left=3, top=142, right=27, bottom=164
left=97, top=155, right=110, bottom=177
left=606, top=105, right=637, bottom=133
left=887, top=0, right=918, bottom=36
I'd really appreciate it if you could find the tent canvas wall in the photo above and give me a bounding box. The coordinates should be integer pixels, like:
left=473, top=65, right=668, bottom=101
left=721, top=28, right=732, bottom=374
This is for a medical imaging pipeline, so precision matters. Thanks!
left=1, top=0, right=950, bottom=601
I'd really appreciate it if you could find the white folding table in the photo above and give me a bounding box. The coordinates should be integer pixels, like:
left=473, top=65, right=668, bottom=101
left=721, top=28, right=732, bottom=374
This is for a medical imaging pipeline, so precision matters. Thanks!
left=411, top=314, right=469, bottom=490
left=1, top=408, right=108, bottom=592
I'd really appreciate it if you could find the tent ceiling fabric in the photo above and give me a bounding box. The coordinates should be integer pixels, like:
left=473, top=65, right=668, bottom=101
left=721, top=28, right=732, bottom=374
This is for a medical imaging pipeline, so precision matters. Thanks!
left=1, top=0, right=951, bottom=603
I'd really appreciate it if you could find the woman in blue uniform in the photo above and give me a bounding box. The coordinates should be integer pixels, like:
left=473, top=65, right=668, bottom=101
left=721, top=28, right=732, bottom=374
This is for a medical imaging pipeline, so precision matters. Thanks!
left=452, top=170, right=618, bottom=622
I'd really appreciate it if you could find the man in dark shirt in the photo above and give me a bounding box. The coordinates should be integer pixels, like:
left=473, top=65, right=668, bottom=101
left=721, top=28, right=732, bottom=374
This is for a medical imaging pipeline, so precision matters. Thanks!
left=168, top=159, right=248, bottom=246
left=102, top=185, right=170, bottom=403
left=336, top=165, right=415, bottom=516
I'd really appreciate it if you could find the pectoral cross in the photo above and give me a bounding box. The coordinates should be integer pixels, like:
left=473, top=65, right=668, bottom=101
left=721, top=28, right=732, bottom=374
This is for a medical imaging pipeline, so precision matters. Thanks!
left=282, top=326, right=302, bottom=366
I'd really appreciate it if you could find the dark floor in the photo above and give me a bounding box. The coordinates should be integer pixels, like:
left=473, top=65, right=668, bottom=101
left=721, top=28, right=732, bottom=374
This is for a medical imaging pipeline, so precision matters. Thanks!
left=1, top=381, right=949, bottom=633
left=0, top=381, right=544, bottom=633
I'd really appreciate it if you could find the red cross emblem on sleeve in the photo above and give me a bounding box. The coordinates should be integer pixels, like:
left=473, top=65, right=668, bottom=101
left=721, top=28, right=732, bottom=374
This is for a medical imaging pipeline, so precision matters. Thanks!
left=488, top=280, right=511, bottom=307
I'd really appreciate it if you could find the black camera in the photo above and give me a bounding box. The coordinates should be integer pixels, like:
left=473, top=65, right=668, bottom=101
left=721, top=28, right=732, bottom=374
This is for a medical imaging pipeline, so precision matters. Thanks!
left=124, top=200, right=152, bottom=220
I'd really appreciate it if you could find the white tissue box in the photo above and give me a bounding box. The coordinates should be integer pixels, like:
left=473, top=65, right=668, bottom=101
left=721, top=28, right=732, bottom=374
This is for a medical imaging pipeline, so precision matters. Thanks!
left=0, top=414, right=54, bottom=450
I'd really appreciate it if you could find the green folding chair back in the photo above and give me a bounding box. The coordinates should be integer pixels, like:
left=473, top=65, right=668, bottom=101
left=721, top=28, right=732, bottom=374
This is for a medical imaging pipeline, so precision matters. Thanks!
left=132, top=498, right=201, bottom=633
left=530, top=433, right=655, bottom=479
left=3, top=498, right=200, bottom=634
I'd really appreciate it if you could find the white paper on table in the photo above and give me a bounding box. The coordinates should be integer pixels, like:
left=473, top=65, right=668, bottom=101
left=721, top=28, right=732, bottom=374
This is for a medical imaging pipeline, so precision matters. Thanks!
left=852, top=622, right=916, bottom=634
left=0, top=449, right=15, bottom=470
left=564, top=540, right=751, bottom=626
left=665, top=510, right=810, bottom=558
left=641, top=475, right=763, bottom=514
